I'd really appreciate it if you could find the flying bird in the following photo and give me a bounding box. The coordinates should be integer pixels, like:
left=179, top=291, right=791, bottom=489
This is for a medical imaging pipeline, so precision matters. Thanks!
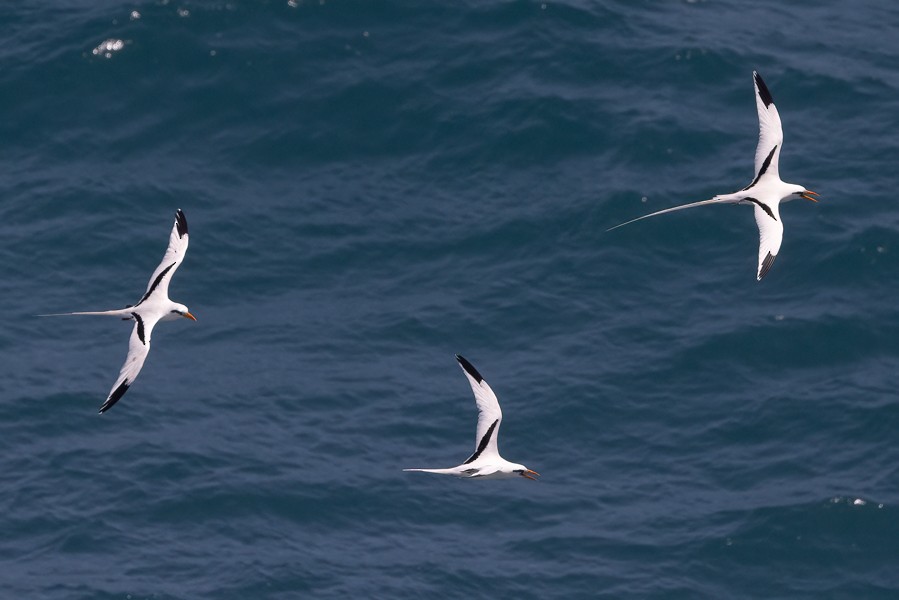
left=42, top=209, right=196, bottom=413
left=404, top=355, right=539, bottom=481
left=609, top=71, right=819, bottom=280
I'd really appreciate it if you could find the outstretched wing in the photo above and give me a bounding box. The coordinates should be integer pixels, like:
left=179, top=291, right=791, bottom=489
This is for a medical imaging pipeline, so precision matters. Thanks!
left=606, top=196, right=741, bottom=232
left=98, top=314, right=157, bottom=413
left=455, top=355, right=502, bottom=464
left=748, top=71, right=784, bottom=187
left=754, top=203, right=784, bottom=281
left=137, top=209, right=189, bottom=306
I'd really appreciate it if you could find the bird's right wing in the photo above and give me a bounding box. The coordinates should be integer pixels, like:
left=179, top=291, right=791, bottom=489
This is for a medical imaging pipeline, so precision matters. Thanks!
left=137, top=209, right=189, bottom=306
left=606, top=196, right=741, bottom=231
left=455, top=355, right=503, bottom=464
left=754, top=203, right=784, bottom=281
left=98, top=314, right=157, bottom=413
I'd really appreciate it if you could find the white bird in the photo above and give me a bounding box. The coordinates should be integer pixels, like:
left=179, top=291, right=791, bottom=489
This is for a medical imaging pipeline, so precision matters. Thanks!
left=404, top=355, right=539, bottom=481
left=42, top=209, right=196, bottom=413
left=608, top=71, right=819, bottom=280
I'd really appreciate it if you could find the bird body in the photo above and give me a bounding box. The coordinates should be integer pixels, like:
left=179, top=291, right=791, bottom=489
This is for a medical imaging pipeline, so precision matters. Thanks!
left=404, top=355, right=539, bottom=481
left=42, top=210, right=196, bottom=413
left=609, top=71, right=818, bottom=280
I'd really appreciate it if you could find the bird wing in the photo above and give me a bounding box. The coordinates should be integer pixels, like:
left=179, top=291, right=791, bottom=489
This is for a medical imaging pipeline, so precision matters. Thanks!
left=455, top=355, right=503, bottom=464
left=98, top=314, right=158, bottom=413
left=753, top=203, right=784, bottom=281
left=137, top=209, right=189, bottom=306
left=606, top=196, right=741, bottom=231
left=748, top=71, right=784, bottom=187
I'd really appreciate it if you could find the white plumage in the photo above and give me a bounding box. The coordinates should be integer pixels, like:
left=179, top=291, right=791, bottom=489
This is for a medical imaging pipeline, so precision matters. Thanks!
left=404, top=355, right=539, bottom=481
left=42, top=209, right=196, bottom=413
left=609, top=71, right=819, bottom=280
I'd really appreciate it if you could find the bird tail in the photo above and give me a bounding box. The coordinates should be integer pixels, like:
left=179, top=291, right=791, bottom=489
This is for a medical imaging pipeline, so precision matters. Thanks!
left=36, top=309, right=134, bottom=317
left=403, top=468, right=460, bottom=475
left=606, top=195, right=735, bottom=232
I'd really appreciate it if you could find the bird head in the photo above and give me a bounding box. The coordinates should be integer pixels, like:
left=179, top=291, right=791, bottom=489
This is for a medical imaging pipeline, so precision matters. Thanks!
left=794, top=186, right=819, bottom=203
left=170, top=303, right=197, bottom=321
left=514, top=466, right=540, bottom=481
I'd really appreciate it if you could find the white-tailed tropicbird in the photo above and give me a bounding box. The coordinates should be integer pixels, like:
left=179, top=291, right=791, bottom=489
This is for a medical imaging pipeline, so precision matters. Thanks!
left=609, top=71, right=819, bottom=280
left=42, top=209, right=196, bottom=413
left=404, top=355, right=539, bottom=481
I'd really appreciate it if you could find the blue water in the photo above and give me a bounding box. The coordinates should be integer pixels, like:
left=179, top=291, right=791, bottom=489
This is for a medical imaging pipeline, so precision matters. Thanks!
left=3, top=1, right=899, bottom=597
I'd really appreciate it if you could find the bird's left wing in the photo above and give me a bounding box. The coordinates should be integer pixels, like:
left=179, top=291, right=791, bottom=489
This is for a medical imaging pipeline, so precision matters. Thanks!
left=455, top=355, right=503, bottom=464
left=98, top=314, right=157, bottom=413
left=753, top=203, right=784, bottom=281
left=137, top=209, right=189, bottom=306
left=748, top=71, right=784, bottom=187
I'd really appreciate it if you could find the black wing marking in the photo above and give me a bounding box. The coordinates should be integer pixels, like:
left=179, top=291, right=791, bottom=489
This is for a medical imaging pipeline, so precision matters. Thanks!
left=745, top=198, right=777, bottom=221
left=755, top=71, right=774, bottom=107
left=742, top=145, right=778, bottom=190
left=175, top=209, right=188, bottom=238
left=132, top=313, right=146, bottom=345
left=136, top=262, right=176, bottom=306
left=758, top=252, right=777, bottom=280
left=455, top=354, right=483, bottom=383
left=463, top=418, right=499, bottom=465
left=99, top=380, right=130, bottom=414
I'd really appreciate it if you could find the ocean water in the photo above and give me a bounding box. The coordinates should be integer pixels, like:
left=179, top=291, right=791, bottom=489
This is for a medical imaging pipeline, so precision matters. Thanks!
left=2, top=0, right=899, bottom=597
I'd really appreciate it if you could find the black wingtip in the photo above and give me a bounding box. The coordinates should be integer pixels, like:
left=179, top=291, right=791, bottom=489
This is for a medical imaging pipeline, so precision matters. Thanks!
left=758, top=251, right=776, bottom=281
left=99, top=380, right=130, bottom=413
left=175, top=209, right=188, bottom=238
left=454, top=354, right=484, bottom=383
left=754, top=71, right=774, bottom=108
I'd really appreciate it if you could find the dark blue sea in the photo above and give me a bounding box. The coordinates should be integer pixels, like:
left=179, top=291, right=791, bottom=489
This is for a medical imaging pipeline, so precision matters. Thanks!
left=3, top=1, right=899, bottom=597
